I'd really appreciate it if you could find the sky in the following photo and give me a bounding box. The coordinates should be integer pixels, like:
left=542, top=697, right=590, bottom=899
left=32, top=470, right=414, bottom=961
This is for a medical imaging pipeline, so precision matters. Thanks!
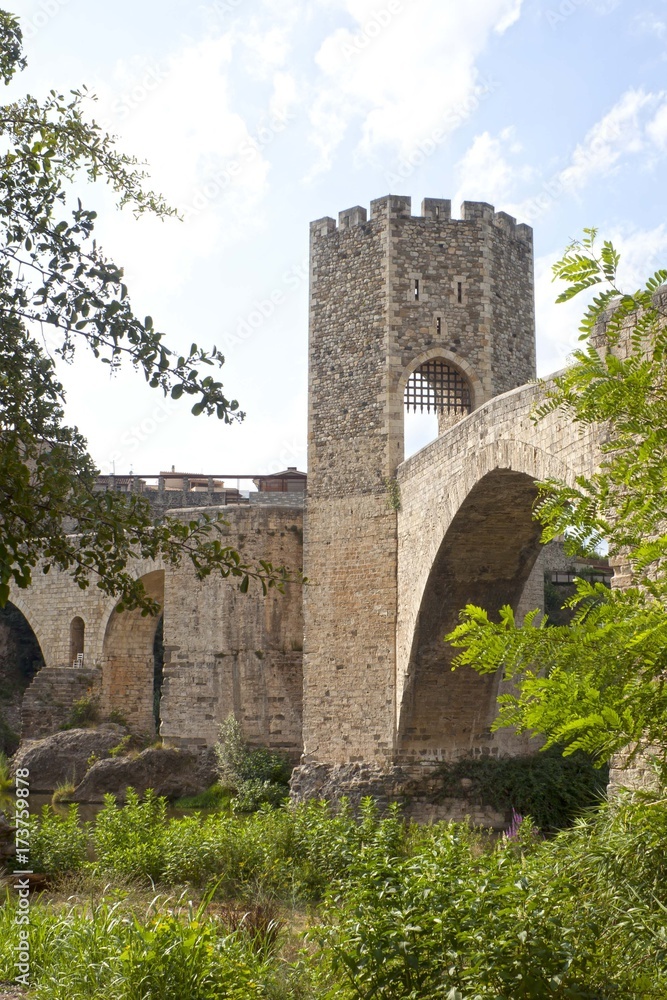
left=7, top=0, right=667, bottom=475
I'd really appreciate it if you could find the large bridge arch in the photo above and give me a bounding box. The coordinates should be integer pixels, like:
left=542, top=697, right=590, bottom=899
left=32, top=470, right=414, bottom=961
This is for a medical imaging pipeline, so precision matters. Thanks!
left=397, top=468, right=541, bottom=760
left=395, top=378, right=601, bottom=763
left=101, top=568, right=165, bottom=735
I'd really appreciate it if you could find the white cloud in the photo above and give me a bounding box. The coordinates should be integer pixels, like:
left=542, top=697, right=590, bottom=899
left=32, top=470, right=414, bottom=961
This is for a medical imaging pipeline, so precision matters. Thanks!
left=611, top=223, right=667, bottom=288
left=306, top=0, right=524, bottom=173
left=453, top=127, right=534, bottom=211
left=633, top=11, right=667, bottom=38
left=89, top=35, right=273, bottom=297
left=495, top=0, right=523, bottom=33
left=647, top=99, right=667, bottom=150
left=269, top=69, right=299, bottom=120
left=512, top=89, right=667, bottom=224
left=237, top=20, right=293, bottom=78
left=557, top=88, right=656, bottom=194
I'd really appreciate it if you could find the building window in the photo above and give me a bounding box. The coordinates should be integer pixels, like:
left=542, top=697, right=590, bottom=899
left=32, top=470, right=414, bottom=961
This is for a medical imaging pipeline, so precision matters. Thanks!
left=414, top=279, right=420, bottom=301
left=436, top=316, right=442, bottom=336
left=404, top=359, right=471, bottom=415
left=457, top=281, right=463, bottom=304
left=70, top=617, right=85, bottom=667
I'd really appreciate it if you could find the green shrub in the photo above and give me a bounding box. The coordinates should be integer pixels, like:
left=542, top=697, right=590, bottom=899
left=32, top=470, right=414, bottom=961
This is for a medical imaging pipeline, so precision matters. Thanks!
left=108, top=734, right=132, bottom=757
left=318, top=797, right=667, bottom=999
left=173, top=782, right=232, bottom=811
left=68, top=696, right=100, bottom=727
left=214, top=715, right=291, bottom=812
left=92, top=788, right=167, bottom=883
left=51, top=781, right=76, bottom=804
left=30, top=804, right=88, bottom=875
left=158, top=797, right=407, bottom=903
left=436, top=745, right=608, bottom=831
left=107, top=709, right=128, bottom=726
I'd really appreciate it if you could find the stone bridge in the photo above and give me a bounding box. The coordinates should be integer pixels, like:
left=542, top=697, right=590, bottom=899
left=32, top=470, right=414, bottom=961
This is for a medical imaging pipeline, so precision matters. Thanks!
left=1, top=503, right=304, bottom=757
left=395, top=376, right=600, bottom=763
left=0, top=194, right=622, bottom=800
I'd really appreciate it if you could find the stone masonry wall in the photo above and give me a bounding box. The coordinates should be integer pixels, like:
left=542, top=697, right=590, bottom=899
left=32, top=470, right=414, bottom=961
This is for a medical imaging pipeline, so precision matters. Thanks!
left=12, top=501, right=304, bottom=755
left=395, top=377, right=602, bottom=763
left=304, top=196, right=537, bottom=766
left=22, top=668, right=102, bottom=740
left=160, top=505, right=304, bottom=755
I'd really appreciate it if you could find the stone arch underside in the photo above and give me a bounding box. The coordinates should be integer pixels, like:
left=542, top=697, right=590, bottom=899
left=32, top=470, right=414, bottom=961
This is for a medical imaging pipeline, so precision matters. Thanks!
left=102, top=570, right=165, bottom=735
left=397, top=468, right=543, bottom=762
left=0, top=602, right=45, bottom=751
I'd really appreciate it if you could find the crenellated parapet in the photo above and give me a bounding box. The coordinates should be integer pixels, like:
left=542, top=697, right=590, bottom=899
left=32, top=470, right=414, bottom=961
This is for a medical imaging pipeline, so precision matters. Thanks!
left=310, top=195, right=532, bottom=246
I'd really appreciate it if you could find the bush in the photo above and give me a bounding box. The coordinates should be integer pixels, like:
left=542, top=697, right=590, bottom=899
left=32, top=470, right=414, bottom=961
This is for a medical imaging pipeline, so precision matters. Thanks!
left=29, top=804, right=88, bottom=875
left=436, top=746, right=608, bottom=831
left=67, top=696, right=100, bottom=727
left=318, top=797, right=667, bottom=999
left=51, top=781, right=76, bottom=804
left=214, top=715, right=291, bottom=812
left=159, top=797, right=407, bottom=902
left=173, top=783, right=232, bottom=811
left=92, top=788, right=167, bottom=883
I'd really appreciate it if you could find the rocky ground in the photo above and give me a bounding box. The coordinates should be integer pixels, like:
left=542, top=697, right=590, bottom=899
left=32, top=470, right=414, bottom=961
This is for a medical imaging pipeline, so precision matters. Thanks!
left=0, top=984, right=25, bottom=999
left=11, top=726, right=217, bottom=801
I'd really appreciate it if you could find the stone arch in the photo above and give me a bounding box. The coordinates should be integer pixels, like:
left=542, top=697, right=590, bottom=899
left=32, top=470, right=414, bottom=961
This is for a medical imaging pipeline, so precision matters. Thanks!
left=101, top=570, right=165, bottom=735
left=0, top=602, right=46, bottom=752
left=6, top=593, right=48, bottom=663
left=396, top=467, right=544, bottom=762
left=398, top=348, right=484, bottom=413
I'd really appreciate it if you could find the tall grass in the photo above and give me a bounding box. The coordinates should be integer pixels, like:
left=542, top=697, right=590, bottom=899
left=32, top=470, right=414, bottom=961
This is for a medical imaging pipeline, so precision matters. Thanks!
left=6, top=790, right=667, bottom=998
left=0, top=892, right=283, bottom=1000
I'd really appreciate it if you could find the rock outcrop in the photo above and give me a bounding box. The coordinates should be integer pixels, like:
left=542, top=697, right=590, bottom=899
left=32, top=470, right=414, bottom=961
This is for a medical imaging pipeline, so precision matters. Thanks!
left=72, top=745, right=217, bottom=803
left=10, top=726, right=129, bottom=792
left=290, top=762, right=507, bottom=829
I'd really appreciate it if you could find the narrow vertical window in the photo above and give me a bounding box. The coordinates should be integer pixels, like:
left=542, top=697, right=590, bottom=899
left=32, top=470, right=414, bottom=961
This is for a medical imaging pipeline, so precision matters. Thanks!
left=436, top=317, right=442, bottom=335
left=457, top=281, right=463, bottom=304
left=70, top=617, right=84, bottom=666
left=414, top=279, right=420, bottom=301
left=434, top=206, right=440, bottom=217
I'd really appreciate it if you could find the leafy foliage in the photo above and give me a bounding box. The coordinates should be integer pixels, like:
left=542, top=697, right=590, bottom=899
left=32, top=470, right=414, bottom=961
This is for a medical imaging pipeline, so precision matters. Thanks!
left=214, top=715, right=292, bottom=812
left=91, top=788, right=167, bottom=882
left=15, top=792, right=667, bottom=996
left=448, top=230, right=667, bottom=779
left=29, top=803, right=88, bottom=874
left=0, top=13, right=297, bottom=611
left=67, top=695, right=100, bottom=728
left=436, top=746, right=607, bottom=832
left=172, top=782, right=232, bottom=812
left=319, top=796, right=667, bottom=999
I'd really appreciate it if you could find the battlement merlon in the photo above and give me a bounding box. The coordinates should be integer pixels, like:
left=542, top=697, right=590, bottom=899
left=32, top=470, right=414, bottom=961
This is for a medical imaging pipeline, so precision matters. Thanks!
left=309, top=196, right=532, bottom=245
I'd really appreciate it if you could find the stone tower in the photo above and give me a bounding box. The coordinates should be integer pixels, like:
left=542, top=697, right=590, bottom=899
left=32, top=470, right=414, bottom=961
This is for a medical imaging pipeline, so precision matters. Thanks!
left=303, top=196, right=535, bottom=766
